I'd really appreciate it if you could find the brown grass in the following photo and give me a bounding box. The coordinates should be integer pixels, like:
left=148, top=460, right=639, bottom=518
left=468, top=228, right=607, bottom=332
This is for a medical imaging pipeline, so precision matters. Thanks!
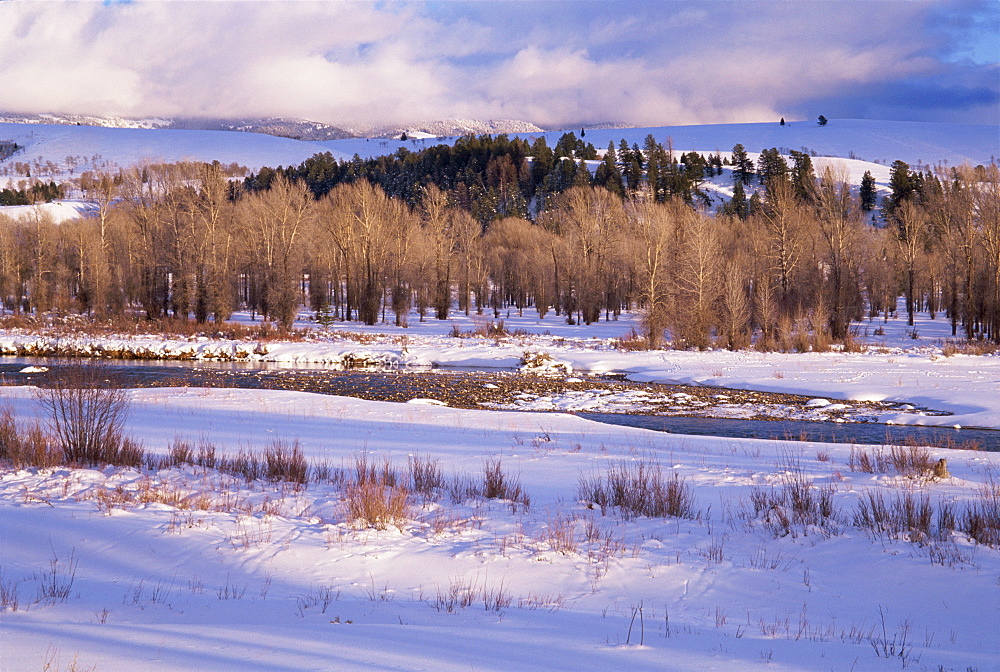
left=578, top=458, right=695, bottom=520
left=0, top=312, right=310, bottom=342
left=345, top=479, right=410, bottom=530
left=848, top=444, right=935, bottom=479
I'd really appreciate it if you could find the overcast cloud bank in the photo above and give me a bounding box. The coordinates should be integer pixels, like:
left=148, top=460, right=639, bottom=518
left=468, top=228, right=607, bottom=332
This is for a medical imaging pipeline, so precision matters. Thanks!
left=0, top=1, right=996, bottom=128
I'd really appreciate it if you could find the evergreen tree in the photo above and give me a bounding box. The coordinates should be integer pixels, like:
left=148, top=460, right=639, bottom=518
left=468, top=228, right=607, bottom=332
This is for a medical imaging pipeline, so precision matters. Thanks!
left=780, top=118, right=785, bottom=126
left=756, top=148, right=789, bottom=188
left=622, top=143, right=644, bottom=194
left=788, top=150, right=816, bottom=202
left=860, top=170, right=877, bottom=212
left=554, top=132, right=584, bottom=160
left=594, top=142, right=624, bottom=197
left=725, top=181, right=749, bottom=219
left=709, top=153, right=723, bottom=177
left=886, top=160, right=915, bottom=214
left=530, top=136, right=555, bottom=190
left=731, top=143, right=754, bottom=184
left=573, top=159, right=592, bottom=188
left=817, top=115, right=828, bottom=126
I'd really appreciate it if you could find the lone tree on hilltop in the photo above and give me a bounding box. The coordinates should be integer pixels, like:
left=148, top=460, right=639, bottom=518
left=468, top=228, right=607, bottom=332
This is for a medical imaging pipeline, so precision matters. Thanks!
left=817, top=115, right=828, bottom=126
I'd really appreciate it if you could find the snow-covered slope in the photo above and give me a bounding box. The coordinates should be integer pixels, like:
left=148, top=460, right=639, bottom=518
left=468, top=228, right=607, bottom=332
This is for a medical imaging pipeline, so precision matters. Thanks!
left=1, top=119, right=994, bottom=182
left=0, top=122, right=356, bottom=177
left=560, top=119, right=998, bottom=168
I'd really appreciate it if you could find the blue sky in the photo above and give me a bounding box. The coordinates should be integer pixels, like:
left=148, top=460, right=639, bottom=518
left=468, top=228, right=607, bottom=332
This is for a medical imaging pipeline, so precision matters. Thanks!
left=0, top=0, right=996, bottom=127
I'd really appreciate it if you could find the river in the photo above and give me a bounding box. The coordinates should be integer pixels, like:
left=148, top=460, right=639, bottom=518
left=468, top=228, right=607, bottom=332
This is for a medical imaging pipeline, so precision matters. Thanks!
left=3, top=357, right=997, bottom=451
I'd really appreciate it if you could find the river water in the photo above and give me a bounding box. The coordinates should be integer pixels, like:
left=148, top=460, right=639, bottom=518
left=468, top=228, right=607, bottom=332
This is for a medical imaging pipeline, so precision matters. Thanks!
left=3, top=358, right=997, bottom=452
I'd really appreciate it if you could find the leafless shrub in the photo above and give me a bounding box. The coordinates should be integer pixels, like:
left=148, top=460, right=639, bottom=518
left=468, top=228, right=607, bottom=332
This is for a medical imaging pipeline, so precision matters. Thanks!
left=196, top=441, right=217, bottom=468
left=748, top=469, right=838, bottom=538
left=853, top=490, right=937, bottom=542
left=482, top=458, right=529, bottom=508
left=963, top=478, right=1000, bottom=548
left=701, top=536, right=726, bottom=564
left=0, top=313, right=308, bottom=343
left=941, top=340, right=1000, bottom=356
left=34, top=363, right=141, bottom=467
left=35, top=549, right=78, bottom=606
left=610, top=327, right=650, bottom=351
left=408, top=454, right=444, bottom=497
left=41, top=647, right=96, bottom=672
left=543, top=512, right=578, bottom=554
left=264, top=439, right=308, bottom=485
left=0, top=570, right=22, bottom=612
left=746, top=546, right=796, bottom=571
left=294, top=585, right=341, bottom=617
left=848, top=446, right=889, bottom=473
left=849, top=444, right=934, bottom=478
left=890, top=443, right=934, bottom=477
left=355, top=454, right=400, bottom=488
left=868, top=606, right=916, bottom=668
left=439, top=461, right=530, bottom=509
left=446, top=471, right=480, bottom=504
left=167, top=437, right=194, bottom=466
left=428, top=576, right=511, bottom=614
left=0, top=403, right=61, bottom=469
left=225, top=449, right=265, bottom=482
left=578, top=458, right=695, bottom=520
left=309, top=458, right=348, bottom=486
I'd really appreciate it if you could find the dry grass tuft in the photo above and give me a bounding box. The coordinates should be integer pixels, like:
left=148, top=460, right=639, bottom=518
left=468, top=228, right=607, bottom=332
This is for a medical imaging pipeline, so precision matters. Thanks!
left=578, top=458, right=695, bottom=520
left=345, top=479, right=410, bottom=530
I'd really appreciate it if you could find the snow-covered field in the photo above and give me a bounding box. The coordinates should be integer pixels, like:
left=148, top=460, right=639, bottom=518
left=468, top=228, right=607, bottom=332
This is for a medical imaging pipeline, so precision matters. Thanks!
left=2, top=118, right=998, bottom=670
left=2, top=304, right=999, bottom=672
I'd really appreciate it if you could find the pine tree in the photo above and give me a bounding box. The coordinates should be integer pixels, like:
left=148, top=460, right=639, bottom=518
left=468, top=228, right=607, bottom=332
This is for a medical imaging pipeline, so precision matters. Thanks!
left=780, top=118, right=785, bottom=126
left=530, top=136, right=554, bottom=189
left=572, top=158, right=592, bottom=188
left=860, top=170, right=877, bottom=212
left=594, top=142, right=624, bottom=197
left=886, top=160, right=915, bottom=214
left=756, top=148, right=788, bottom=187
left=788, top=150, right=816, bottom=202
left=728, top=181, right=749, bottom=219
left=731, top=143, right=754, bottom=184
left=817, top=115, right=828, bottom=126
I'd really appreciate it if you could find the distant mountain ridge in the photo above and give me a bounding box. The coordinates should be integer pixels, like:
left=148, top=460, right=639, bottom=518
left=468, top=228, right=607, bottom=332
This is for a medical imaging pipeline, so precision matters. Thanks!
left=0, top=112, right=546, bottom=140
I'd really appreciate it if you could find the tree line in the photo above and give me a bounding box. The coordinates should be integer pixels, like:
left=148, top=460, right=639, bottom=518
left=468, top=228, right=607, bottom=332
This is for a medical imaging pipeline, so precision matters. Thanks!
left=0, top=139, right=997, bottom=347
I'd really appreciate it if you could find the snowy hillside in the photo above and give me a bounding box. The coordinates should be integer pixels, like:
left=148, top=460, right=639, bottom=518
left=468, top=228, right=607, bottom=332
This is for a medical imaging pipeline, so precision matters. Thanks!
left=1, top=117, right=993, bottom=223
left=0, top=122, right=354, bottom=178
left=1, top=118, right=994, bottom=181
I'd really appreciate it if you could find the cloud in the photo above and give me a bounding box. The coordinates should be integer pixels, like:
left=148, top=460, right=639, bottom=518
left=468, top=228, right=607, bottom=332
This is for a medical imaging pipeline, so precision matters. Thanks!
left=0, top=1, right=994, bottom=128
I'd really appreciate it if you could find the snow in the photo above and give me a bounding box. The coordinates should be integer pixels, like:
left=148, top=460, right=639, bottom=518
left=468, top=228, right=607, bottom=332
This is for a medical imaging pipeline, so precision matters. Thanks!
left=2, top=302, right=999, bottom=671
left=2, top=117, right=999, bottom=670
left=1, top=118, right=994, bottom=187
left=0, top=199, right=97, bottom=224
left=1, top=384, right=997, bottom=671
